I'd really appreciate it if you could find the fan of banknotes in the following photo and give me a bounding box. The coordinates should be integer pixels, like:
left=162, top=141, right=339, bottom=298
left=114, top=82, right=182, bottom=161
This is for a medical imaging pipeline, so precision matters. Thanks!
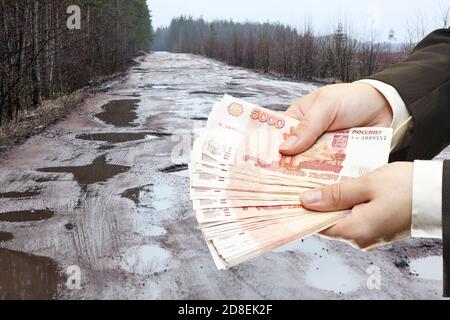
left=190, top=95, right=393, bottom=269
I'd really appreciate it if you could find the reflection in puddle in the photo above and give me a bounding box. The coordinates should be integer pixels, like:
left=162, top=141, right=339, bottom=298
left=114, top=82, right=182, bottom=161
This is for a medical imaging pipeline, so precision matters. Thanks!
left=0, top=187, right=41, bottom=199
left=409, top=256, right=442, bottom=281
left=153, top=184, right=177, bottom=211
left=305, top=254, right=361, bottom=294
left=76, top=132, right=157, bottom=144
left=120, top=245, right=171, bottom=275
left=298, top=237, right=360, bottom=294
left=0, top=232, right=13, bottom=242
left=121, top=184, right=153, bottom=206
left=0, top=210, right=54, bottom=222
left=95, top=99, right=140, bottom=127
left=0, top=248, right=62, bottom=299
left=38, top=155, right=130, bottom=186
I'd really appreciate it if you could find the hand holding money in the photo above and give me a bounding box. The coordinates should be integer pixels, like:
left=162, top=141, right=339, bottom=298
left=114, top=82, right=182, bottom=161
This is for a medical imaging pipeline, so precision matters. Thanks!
left=301, top=162, right=413, bottom=250
left=190, top=95, right=393, bottom=269
left=280, top=83, right=394, bottom=155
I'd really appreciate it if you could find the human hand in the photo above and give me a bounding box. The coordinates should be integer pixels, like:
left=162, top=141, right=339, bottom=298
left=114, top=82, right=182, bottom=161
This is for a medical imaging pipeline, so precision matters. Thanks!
left=300, top=162, right=413, bottom=250
left=280, top=83, right=393, bottom=155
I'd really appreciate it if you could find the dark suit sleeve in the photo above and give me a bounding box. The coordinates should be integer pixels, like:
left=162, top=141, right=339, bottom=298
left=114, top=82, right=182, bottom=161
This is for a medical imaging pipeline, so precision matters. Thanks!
left=444, top=161, right=450, bottom=296
left=369, top=28, right=450, bottom=161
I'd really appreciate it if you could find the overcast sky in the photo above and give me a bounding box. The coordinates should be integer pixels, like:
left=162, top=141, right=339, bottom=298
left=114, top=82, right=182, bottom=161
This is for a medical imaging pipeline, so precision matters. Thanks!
left=147, top=0, right=449, bottom=42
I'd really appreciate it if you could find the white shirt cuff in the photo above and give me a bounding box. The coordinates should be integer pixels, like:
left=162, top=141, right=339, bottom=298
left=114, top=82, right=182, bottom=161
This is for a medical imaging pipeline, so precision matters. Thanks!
left=355, top=79, right=413, bottom=151
left=412, top=160, right=444, bottom=239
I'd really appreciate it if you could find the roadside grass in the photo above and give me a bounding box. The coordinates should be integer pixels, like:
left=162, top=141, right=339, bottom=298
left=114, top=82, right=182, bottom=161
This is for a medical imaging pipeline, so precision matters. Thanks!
left=0, top=89, right=87, bottom=153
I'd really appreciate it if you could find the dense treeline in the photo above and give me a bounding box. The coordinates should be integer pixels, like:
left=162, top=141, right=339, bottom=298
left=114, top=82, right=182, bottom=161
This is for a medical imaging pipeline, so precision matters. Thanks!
left=0, top=0, right=153, bottom=126
left=153, top=16, right=411, bottom=83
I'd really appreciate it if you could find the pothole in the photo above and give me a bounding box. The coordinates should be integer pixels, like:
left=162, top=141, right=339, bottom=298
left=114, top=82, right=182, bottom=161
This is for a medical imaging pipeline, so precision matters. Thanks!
left=189, top=91, right=223, bottom=96
left=76, top=132, right=157, bottom=144
left=159, top=164, right=188, bottom=173
left=0, top=210, right=55, bottom=222
left=0, top=248, right=62, bottom=299
left=95, top=99, right=140, bottom=127
left=409, top=256, right=442, bottom=280
left=0, top=232, right=13, bottom=242
left=38, top=155, right=131, bottom=186
left=121, top=184, right=153, bottom=206
left=0, top=187, right=42, bottom=199
left=119, top=245, right=171, bottom=275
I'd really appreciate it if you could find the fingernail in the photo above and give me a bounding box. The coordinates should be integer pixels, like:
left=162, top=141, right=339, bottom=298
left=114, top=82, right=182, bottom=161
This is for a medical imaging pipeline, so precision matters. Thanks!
left=301, top=190, right=323, bottom=204
left=280, top=136, right=298, bottom=150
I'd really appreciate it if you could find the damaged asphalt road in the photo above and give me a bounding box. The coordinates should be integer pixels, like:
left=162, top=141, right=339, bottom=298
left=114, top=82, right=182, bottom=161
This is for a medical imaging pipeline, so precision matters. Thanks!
left=0, top=52, right=448, bottom=299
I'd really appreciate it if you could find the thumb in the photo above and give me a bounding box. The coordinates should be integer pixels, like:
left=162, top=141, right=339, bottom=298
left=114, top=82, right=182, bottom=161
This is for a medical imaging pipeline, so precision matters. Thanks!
left=280, top=106, right=333, bottom=156
left=300, top=178, right=372, bottom=212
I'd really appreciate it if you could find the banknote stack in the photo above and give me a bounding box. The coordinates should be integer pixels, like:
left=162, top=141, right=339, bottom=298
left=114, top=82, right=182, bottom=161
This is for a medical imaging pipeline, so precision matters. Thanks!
left=190, top=95, right=392, bottom=269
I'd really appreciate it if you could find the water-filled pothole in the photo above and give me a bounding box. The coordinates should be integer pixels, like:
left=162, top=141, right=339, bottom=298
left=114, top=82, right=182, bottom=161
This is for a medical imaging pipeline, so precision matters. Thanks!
left=159, top=164, right=188, bottom=173
left=0, top=210, right=54, bottom=222
left=121, top=184, right=153, bottom=206
left=95, top=99, right=140, bottom=127
left=0, top=232, right=13, bottom=242
left=0, top=187, right=42, bottom=199
left=190, top=91, right=223, bottom=96
left=38, top=155, right=131, bottom=186
left=0, top=248, right=62, bottom=299
left=76, top=132, right=156, bottom=144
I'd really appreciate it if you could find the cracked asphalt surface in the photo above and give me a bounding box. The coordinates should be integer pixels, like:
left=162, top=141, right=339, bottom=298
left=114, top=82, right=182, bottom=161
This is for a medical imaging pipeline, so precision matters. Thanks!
left=0, top=52, right=448, bottom=299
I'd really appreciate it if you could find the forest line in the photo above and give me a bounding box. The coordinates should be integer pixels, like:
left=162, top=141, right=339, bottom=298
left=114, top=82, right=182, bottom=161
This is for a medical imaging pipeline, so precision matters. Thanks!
left=153, top=16, right=449, bottom=84
left=0, top=0, right=153, bottom=127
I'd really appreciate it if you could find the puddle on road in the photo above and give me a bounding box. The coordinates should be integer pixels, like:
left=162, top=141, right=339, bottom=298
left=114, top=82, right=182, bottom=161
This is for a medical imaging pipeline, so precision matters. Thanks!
left=0, top=210, right=54, bottom=222
left=136, top=225, right=167, bottom=237
left=108, top=92, right=141, bottom=97
left=146, top=131, right=173, bottom=137
left=76, top=132, right=157, bottom=144
left=305, top=254, right=360, bottom=294
left=121, top=184, right=153, bottom=206
left=409, top=256, right=442, bottom=280
left=95, top=99, right=140, bottom=127
left=0, top=187, right=42, bottom=199
left=153, top=184, right=177, bottom=211
left=288, top=236, right=361, bottom=294
left=0, top=248, right=62, bottom=299
left=159, top=164, right=188, bottom=173
left=140, top=84, right=181, bottom=90
left=0, top=232, right=13, bottom=242
left=190, top=91, right=224, bottom=96
left=189, top=91, right=255, bottom=98
left=120, top=245, right=171, bottom=275
left=38, top=155, right=131, bottom=186
left=264, top=104, right=289, bottom=112
left=98, top=145, right=115, bottom=151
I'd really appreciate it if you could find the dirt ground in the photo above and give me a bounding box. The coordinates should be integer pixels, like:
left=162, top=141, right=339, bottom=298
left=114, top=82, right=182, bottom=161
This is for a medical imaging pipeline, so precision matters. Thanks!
left=0, top=52, right=448, bottom=300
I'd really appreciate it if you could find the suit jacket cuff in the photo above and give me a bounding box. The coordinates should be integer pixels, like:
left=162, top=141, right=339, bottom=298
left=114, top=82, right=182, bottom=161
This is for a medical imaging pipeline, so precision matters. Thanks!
left=356, top=79, right=413, bottom=151
left=412, top=160, right=444, bottom=239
